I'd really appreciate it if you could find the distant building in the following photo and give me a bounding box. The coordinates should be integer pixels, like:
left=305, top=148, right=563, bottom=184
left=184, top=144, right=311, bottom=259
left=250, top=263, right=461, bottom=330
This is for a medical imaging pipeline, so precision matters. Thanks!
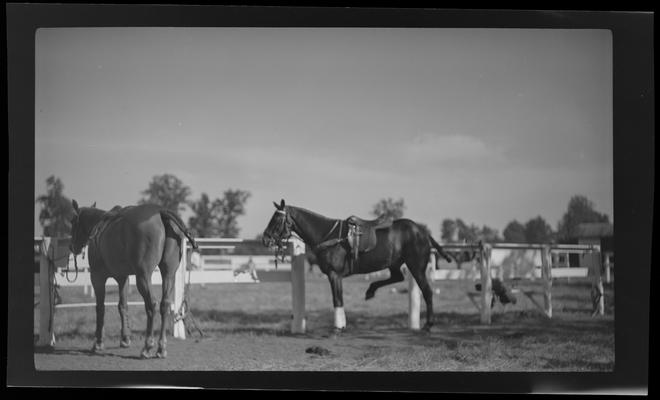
left=575, top=222, right=614, bottom=250
left=572, top=222, right=614, bottom=268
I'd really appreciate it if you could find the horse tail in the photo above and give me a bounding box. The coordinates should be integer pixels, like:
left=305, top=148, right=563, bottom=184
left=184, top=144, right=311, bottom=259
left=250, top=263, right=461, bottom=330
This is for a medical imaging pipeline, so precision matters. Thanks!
left=160, top=209, right=199, bottom=250
left=428, top=234, right=453, bottom=263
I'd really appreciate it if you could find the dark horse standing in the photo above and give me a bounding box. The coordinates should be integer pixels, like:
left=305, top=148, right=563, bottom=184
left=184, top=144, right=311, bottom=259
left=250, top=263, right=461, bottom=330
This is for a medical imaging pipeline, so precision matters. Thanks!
left=69, top=200, right=197, bottom=358
left=262, top=200, right=452, bottom=332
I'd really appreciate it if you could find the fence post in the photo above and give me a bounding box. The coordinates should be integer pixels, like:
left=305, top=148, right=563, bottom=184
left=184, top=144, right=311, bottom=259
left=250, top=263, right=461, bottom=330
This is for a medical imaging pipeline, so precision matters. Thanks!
left=291, top=237, right=306, bottom=334
left=604, top=252, right=612, bottom=284
left=592, top=251, right=605, bottom=316
left=38, top=237, right=56, bottom=347
left=541, top=246, right=553, bottom=318
left=173, top=238, right=187, bottom=339
left=408, top=265, right=421, bottom=330
left=479, top=243, right=492, bottom=324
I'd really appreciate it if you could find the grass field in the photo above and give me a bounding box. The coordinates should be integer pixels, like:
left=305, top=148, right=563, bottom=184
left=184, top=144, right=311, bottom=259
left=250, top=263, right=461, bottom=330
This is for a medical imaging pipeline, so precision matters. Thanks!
left=34, top=272, right=614, bottom=371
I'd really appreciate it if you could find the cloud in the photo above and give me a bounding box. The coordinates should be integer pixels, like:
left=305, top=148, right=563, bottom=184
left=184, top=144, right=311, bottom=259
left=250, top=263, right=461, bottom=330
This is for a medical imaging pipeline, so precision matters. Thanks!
left=404, top=133, right=504, bottom=165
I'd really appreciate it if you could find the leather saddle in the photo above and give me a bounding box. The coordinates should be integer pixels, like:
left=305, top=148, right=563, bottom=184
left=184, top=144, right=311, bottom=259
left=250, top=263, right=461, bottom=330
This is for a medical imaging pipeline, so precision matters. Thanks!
left=89, top=205, right=126, bottom=243
left=346, top=214, right=394, bottom=255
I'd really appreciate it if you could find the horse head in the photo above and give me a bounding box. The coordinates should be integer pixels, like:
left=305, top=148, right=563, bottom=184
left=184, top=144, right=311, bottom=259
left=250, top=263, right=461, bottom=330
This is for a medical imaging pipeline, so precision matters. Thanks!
left=262, top=199, right=292, bottom=249
left=69, top=199, right=98, bottom=255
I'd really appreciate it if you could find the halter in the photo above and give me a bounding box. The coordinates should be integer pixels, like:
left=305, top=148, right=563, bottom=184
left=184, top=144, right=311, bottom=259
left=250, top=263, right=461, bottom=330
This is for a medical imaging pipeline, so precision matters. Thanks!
left=271, top=209, right=294, bottom=266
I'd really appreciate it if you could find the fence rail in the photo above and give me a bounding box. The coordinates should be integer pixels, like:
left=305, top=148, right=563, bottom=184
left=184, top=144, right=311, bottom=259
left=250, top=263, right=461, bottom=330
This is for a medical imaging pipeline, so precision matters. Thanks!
left=35, top=236, right=611, bottom=347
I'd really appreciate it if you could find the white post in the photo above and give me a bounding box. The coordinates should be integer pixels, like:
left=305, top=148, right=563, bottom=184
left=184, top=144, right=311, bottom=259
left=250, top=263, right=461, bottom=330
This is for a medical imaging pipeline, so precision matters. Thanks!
left=604, top=252, right=612, bottom=284
left=407, top=265, right=421, bottom=330
left=541, top=246, right=553, bottom=318
left=38, top=237, right=56, bottom=347
left=592, top=251, right=605, bottom=316
left=479, top=243, right=492, bottom=324
left=291, top=237, right=306, bottom=334
left=172, top=238, right=187, bottom=339
left=427, top=251, right=436, bottom=283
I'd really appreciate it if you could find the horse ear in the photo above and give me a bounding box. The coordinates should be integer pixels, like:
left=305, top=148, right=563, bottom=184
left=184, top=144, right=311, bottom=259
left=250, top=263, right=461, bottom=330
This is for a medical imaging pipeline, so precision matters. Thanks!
left=280, top=199, right=285, bottom=209
left=273, top=201, right=280, bottom=210
left=72, top=199, right=79, bottom=213
left=91, top=201, right=97, bottom=208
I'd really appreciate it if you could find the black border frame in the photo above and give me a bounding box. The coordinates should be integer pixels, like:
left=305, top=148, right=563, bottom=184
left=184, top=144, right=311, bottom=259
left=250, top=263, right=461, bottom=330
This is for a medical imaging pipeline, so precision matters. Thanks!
left=7, top=5, right=653, bottom=393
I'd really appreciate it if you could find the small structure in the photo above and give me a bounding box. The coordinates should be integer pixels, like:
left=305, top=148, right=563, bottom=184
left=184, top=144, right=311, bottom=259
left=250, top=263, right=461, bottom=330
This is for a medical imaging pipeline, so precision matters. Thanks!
left=574, top=222, right=614, bottom=270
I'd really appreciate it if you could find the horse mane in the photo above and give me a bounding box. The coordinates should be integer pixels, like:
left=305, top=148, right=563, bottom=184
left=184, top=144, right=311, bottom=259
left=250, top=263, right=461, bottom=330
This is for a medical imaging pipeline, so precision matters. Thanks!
left=287, top=205, right=338, bottom=222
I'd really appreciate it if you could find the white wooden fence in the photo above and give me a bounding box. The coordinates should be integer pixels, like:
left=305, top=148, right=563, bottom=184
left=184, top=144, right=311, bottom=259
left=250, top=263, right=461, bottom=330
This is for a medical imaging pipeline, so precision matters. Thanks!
left=36, top=237, right=611, bottom=346
left=35, top=236, right=306, bottom=347
left=405, top=242, right=610, bottom=328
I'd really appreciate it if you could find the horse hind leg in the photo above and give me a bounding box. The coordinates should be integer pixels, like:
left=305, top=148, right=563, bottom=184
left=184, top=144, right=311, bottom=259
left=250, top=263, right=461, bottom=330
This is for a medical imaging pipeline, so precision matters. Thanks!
left=155, top=236, right=181, bottom=358
left=116, top=276, right=131, bottom=348
left=90, top=272, right=108, bottom=353
left=365, top=260, right=405, bottom=300
left=407, top=257, right=435, bottom=332
left=135, top=272, right=157, bottom=358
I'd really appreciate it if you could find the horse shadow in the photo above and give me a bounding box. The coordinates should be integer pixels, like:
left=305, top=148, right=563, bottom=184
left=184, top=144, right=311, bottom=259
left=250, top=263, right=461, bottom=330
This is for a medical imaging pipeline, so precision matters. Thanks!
left=34, top=346, right=145, bottom=360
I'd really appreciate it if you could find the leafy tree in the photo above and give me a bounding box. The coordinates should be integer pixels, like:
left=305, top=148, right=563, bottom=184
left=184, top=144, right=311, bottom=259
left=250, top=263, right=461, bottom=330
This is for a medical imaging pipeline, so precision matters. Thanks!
left=371, top=197, right=406, bottom=220
left=478, top=225, right=502, bottom=243
left=557, top=195, right=610, bottom=240
left=188, top=189, right=251, bottom=238
left=441, top=219, right=458, bottom=242
left=35, top=176, right=75, bottom=237
left=139, top=173, right=191, bottom=214
left=214, top=189, right=251, bottom=238
left=441, top=218, right=500, bottom=243
left=524, top=216, right=554, bottom=243
left=455, top=219, right=479, bottom=242
left=188, top=193, right=220, bottom=237
left=503, top=220, right=527, bottom=243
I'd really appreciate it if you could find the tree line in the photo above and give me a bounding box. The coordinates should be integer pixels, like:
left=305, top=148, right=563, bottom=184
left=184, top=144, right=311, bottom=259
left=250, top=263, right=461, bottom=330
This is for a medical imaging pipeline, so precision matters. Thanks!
left=36, top=173, right=251, bottom=238
left=36, top=174, right=611, bottom=243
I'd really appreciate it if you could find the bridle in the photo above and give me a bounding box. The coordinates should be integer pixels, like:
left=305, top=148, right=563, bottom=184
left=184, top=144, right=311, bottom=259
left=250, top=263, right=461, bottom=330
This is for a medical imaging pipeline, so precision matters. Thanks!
left=270, top=209, right=294, bottom=267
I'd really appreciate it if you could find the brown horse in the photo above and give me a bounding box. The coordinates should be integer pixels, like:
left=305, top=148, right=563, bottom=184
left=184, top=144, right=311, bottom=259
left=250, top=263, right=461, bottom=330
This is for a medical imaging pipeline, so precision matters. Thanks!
left=69, top=200, right=197, bottom=358
left=262, top=200, right=452, bottom=332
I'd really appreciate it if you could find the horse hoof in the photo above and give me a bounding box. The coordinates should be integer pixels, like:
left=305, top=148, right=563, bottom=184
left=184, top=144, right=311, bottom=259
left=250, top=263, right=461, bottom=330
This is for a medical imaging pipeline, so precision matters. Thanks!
left=331, top=327, right=345, bottom=338
left=91, top=342, right=104, bottom=353
left=120, top=339, right=131, bottom=348
left=422, top=324, right=433, bottom=333
left=140, top=349, right=152, bottom=359
left=156, top=349, right=167, bottom=359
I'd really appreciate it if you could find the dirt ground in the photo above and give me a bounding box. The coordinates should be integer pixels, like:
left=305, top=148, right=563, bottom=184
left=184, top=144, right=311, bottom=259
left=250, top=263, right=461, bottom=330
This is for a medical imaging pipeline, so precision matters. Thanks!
left=34, top=273, right=615, bottom=371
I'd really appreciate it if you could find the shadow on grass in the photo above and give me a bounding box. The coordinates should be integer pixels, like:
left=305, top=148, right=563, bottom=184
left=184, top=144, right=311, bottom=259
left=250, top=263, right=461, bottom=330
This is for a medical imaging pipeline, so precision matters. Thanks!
left=34, top=345, right=146, bottom=360
left=188, top=307, right=614, bottom=349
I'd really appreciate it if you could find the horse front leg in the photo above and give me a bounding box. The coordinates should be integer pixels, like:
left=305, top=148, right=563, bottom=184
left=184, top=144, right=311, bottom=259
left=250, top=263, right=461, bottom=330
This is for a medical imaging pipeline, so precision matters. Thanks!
left=327, top=270, right=346, bottom=332
left=135, top=273, right=157, bottom=358
left=90, top=272, right=107, bottom=353
left=116, top=276, right=131, bottom=348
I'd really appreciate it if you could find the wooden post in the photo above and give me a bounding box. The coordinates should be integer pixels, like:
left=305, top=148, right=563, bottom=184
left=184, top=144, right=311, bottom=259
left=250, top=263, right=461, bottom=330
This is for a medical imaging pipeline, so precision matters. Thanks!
left=592, top=251, right=605, bottom=316
left=408, top=265, right=421, bottom=330
left=291, top=237, right=306, bottom=334
left=479, top=243, right=492, bottom=324
left=172, top=238, right=187, bottom=339
left=540, top=246, right=553, bottom=318
left=38, top=237, right=56, bottom=347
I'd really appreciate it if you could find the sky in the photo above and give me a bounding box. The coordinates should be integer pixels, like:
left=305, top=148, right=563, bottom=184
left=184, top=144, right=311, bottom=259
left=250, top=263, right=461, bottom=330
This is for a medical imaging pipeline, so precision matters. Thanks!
left=34, top=28, right=613, bottom=239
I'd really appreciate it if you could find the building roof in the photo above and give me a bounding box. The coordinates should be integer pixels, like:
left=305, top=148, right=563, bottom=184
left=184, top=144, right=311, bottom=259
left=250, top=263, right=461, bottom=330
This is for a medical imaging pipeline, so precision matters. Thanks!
left=575, top=222, right=614, bottom=238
